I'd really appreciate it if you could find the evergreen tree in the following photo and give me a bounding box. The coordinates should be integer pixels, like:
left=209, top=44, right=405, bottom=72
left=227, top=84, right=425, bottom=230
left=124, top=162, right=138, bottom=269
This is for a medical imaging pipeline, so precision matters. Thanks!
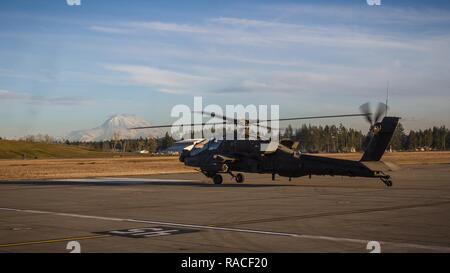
left=160, top=132, right=175, bottom=150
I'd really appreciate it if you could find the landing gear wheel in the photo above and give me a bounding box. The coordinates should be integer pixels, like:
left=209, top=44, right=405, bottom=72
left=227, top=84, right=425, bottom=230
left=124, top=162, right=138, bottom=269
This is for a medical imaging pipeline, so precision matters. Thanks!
left=235, top=173, right=244, bottom=183
left=221, top=164, right=229, bottom=173
left=213, top=174, right=223, bottom=185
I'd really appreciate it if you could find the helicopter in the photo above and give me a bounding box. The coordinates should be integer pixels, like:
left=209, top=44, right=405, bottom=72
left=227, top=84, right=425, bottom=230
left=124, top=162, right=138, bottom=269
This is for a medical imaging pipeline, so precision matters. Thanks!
left=131, top=103, right=399, bottom=187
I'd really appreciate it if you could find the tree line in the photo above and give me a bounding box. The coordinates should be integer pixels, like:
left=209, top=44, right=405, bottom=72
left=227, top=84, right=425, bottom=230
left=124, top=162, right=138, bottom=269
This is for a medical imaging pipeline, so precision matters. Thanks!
left=282, top=123, right=449, bottom=152
left=390, top=124, right=448, bottom=151
left=9, top=123, right=450, bottom=153
left=281, top=124, right=365, bottom=153
left=64, top=132, right=176, bottom=153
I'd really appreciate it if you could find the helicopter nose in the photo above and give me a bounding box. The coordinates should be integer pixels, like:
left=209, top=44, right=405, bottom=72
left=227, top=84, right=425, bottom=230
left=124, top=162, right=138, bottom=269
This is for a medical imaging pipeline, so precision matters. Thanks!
left=179, top=150, right=189, bottom=162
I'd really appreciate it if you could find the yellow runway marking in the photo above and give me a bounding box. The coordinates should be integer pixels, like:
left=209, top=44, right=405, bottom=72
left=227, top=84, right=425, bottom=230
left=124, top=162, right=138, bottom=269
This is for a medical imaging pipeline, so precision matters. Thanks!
left=0, top=234, right=110, bottom=248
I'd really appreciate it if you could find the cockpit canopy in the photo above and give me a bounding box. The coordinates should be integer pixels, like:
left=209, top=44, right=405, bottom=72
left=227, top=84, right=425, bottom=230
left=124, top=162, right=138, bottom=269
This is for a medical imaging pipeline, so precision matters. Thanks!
left=184, top=138, right=223, bottom=156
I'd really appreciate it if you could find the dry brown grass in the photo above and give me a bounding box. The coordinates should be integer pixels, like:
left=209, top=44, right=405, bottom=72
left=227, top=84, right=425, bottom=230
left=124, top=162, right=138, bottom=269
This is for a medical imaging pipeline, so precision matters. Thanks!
left=0, top=156, right=194, bottom=180
left=317, top=151, right=450, bottom=165
left=1, top=151, right=449, bottom=180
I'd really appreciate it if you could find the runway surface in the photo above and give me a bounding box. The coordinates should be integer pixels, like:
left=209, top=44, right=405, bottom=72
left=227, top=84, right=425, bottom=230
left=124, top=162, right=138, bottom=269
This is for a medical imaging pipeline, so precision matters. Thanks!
left=1, top=163, right=450, bottom=252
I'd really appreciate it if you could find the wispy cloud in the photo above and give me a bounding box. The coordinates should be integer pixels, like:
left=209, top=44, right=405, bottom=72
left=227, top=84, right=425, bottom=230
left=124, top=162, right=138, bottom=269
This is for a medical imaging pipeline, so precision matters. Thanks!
left=266, top=4, right=450, bottom=25
left=126, top=21, right=211, bottom=34
left=104, top=64, right=220, bottom=94
left=0, top=89, right=87, bottom=106
left=89, top=25, right=130, bottom=34
left=210, top=17, right=285, bottom=28
left=0, top=89, right=28, bottom=100
left=90, top=21, right=211, bottom=35
left=209, top=17, right=425, bottom=50
left=89, top=17, right=425, bottom=50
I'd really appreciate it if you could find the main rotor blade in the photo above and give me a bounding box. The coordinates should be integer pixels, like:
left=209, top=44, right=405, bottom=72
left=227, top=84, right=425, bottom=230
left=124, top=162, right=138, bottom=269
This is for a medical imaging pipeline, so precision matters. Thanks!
left=193, top=111, right=256, bottom=125
left=197, top=111, right=369, bottom=124
left=129, top=113, right=369, bottom=130
left=271, top=113, right=370, bottom=123
left=129, top=121, right=227, bottom=130
left=129, top=121, right=273, bottom=130
left=192, top=111, right=233, bottom=122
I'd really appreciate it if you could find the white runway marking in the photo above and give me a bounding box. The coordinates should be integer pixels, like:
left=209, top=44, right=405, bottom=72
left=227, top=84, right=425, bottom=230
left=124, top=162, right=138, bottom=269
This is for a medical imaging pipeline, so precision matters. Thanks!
left=52, top=177, right=199, bottom=183
left=1, top=207, right=449, bottom=252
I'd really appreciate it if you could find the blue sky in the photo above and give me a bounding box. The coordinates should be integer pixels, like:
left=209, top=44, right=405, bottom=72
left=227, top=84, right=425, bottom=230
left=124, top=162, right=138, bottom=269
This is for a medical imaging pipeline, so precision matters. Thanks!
left=1, top=0, right=450, bottom=138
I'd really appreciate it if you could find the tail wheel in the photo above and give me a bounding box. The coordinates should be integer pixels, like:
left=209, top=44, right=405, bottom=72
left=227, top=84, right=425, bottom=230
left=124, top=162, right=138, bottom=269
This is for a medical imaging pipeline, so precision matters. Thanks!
left=381, top=177, right=393, bottom=187
left=235, top=173, right=244, bottom=183
left=213, top=174, right=223, bottom=185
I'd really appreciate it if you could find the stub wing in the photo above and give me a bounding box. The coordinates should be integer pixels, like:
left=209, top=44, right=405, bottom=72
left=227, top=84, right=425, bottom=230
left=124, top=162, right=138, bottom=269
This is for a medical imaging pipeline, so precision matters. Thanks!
left=213, top=154, right=237, bottom=163
left=360, top=161, right=400, bottom=172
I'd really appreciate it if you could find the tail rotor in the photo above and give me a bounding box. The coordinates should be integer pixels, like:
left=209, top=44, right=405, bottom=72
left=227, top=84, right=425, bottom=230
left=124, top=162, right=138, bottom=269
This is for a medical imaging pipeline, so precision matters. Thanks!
left=359, top=102, right=388, bottom=128
left=359, top=102, right=399, bottom=161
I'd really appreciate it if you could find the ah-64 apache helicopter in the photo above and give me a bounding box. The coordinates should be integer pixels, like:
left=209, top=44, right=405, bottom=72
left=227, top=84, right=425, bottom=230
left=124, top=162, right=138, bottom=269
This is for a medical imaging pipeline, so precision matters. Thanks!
left=131, top=103, right=399, bottom=187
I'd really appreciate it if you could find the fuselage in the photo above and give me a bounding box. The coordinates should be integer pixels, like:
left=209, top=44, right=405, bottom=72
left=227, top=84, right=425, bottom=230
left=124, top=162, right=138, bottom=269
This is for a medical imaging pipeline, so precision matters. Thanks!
left=180, top=139, right=377, bottom=179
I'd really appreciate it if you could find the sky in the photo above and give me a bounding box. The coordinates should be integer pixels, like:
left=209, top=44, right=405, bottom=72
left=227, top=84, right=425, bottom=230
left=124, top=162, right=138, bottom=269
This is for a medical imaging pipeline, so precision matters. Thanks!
left=0, top=0, right=450, bottom=138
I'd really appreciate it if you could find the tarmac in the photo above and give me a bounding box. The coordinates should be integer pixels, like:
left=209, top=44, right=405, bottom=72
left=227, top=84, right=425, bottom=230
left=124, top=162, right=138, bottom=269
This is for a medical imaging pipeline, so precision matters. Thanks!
left=0, top=163, right=450, bottom=253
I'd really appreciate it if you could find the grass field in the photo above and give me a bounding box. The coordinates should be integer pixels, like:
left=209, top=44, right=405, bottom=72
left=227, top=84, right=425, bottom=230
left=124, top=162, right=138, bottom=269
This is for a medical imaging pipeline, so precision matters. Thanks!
left=0, top=140, right=113, bottom=159
left=0, top=149, right=449, bottom=180
left=0, top=156, right=193, bottom=180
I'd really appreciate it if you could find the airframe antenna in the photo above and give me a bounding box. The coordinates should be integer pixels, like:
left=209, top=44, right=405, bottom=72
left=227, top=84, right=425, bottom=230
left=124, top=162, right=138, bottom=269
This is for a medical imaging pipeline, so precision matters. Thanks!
left=385, top=80, right=389, bottom=117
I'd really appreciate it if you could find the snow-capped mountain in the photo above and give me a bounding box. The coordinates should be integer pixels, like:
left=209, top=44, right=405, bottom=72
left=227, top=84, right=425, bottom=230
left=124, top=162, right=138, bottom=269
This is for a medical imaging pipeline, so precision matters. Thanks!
left=67, top=114, right=165, bottom=142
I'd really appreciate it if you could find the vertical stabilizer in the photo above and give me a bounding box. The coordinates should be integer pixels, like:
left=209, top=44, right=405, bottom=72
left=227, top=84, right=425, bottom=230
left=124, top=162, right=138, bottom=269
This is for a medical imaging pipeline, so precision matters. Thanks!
left=360, top=117, right=400, bottom=161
